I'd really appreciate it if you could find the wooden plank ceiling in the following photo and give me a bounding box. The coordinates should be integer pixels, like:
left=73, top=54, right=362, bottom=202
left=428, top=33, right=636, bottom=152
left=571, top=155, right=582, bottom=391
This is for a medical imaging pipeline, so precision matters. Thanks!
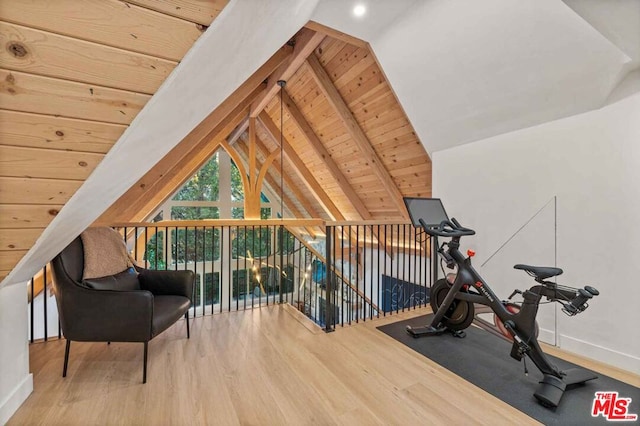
left=0, top=1, right=431, bottom=283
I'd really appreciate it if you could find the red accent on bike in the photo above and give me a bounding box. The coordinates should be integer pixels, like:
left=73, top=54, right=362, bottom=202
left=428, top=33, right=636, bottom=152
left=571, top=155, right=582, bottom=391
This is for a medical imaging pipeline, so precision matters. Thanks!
left=467, top=249, right=476, bottom=257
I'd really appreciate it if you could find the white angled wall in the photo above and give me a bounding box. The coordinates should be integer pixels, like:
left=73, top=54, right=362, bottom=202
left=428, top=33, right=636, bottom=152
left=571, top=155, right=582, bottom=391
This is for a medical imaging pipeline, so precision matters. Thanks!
left=432, top=92, right=640, bottom=372
left=0, top=283, right=32, bottom=425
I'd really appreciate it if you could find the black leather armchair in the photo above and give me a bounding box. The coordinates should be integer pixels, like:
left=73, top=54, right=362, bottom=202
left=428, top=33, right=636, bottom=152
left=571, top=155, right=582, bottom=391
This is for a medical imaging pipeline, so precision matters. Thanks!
left=50, top=235, right=194, bottom=383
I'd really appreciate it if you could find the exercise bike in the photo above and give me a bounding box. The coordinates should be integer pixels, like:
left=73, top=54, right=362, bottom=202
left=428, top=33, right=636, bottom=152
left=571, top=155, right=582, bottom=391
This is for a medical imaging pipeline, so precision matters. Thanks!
left=402, top=197, right=599, bottom=408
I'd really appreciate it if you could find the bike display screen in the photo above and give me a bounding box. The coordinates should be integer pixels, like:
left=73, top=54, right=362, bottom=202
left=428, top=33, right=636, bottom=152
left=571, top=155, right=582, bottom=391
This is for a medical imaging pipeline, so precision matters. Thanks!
left=404, top=197, right=450, bottom=228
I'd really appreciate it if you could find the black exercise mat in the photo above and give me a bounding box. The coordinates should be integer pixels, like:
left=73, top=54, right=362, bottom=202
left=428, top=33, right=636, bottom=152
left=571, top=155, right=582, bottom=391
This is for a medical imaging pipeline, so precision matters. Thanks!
left=378, top=315, right=640, bottom=425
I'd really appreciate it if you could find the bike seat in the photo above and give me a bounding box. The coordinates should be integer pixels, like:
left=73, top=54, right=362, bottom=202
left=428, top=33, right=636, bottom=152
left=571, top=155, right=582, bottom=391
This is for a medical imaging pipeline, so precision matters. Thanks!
left=514, top=264, right=563, bottom=280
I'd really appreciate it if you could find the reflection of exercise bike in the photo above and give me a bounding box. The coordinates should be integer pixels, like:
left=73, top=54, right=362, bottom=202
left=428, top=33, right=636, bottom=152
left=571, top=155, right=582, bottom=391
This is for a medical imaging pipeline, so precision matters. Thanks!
left=403, top=198, right=600, bottom=408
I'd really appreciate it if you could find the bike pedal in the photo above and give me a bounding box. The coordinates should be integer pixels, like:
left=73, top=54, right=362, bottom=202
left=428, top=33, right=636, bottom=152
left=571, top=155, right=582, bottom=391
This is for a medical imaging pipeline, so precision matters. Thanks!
left=450, top=330, right=466, bottom=338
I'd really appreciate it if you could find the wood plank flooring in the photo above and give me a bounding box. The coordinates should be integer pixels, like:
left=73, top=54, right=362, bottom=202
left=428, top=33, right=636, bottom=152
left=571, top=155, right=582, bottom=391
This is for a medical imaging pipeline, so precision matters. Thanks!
left=8, top=306, right=639, bottom=425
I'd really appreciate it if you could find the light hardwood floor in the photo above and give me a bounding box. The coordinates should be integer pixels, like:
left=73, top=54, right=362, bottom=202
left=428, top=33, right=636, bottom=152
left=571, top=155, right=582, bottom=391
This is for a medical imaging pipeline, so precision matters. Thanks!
left=8, top=305, right=639, bottom=425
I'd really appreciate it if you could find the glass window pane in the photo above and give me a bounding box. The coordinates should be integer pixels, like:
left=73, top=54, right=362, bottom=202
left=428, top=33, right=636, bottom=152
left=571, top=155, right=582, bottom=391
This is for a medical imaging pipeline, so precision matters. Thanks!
left=230, top=161, right=244, bottom=201
left=171, top=206, right=219, bottom=220
left=231, top=207, right=244, bottom=219
left=173, top=153, right=219, bottom=201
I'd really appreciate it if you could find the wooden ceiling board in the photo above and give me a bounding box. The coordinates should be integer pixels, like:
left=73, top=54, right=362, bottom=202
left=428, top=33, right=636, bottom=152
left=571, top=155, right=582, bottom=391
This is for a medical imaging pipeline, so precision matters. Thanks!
left=0, top=228, right=43, bottom=251
left=315, top=37, right=345, bottom=66
left=0, top=177, right=82, bottom=205
left=0, top=110, right=126, bottom=154
left=325, top=48, right=371, bottom=88
left=332, top=53, right=377, bottom=91
left=281, top=89, right=370, bottom=221
left=0, top=21, right=176, bottom=94
left=0, top=69, right=150, bottom=125
left=1, top=0, right=204, bottom=61
left=0, top=0, right=234, bottom=281
left=0, top=146, right=103, bottom=180
left=0, top=205, right=63, bottom=229
left=0, top=250, right=27, bottom=271
left=367, top=116, right=417, bottom=140
left=368, top=121, right=415, bottom=143
left=125, top=0, right=229, bottom=26
left=272, top=71, right=375, bottom=221
left=354, top=98, right=405, bottom=128
left=319, top=43, right=359, bottom=78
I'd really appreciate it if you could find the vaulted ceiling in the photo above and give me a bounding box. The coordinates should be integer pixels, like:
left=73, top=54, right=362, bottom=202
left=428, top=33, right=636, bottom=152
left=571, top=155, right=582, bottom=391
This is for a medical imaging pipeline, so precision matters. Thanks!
left=0, top=1, right=431, bottom=284
left=96, top=27, right=431, bottom=226
left=1, top=0, right=638, bottom=287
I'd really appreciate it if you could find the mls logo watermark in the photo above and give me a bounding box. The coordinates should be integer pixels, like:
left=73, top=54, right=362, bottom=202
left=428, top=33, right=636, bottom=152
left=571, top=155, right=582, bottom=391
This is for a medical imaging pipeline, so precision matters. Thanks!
left=591, top=391, right=638, bottom=421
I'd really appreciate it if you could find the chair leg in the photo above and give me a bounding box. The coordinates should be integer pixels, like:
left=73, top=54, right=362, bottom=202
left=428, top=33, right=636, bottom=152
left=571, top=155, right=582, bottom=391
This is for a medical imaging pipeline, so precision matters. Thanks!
left=63, top=339, right=71, bottom=377
left=142, top=341, right=148, bottom=384
left=185, top=311, right=190, bottom=339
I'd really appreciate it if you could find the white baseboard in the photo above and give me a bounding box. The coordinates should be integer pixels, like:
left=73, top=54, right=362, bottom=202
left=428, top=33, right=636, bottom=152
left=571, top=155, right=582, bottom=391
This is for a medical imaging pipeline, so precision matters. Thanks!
left=538, top=327, right=556, bottom=346
left=0, top=373, right=33, bottom=425
left=559, top=334, right=640, bottom=374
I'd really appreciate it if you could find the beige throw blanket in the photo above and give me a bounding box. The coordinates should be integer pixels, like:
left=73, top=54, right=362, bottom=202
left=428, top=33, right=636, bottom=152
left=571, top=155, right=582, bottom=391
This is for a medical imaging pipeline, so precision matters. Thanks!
left=81, top=227, right=134, bottom=280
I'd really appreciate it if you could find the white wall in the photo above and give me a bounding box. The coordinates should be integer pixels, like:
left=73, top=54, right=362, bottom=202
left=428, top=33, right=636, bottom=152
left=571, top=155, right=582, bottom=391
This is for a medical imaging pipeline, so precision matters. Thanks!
left=0, top=283, right=32, bottom=425
left=432, top=92, right=640, bottom=372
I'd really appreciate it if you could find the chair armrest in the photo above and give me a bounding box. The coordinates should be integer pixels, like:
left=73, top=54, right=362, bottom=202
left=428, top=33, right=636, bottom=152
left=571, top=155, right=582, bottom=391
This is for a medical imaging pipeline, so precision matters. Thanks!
left=136, top=268, right=194, bottom=300
left=60, top=288, right=154, bottom=342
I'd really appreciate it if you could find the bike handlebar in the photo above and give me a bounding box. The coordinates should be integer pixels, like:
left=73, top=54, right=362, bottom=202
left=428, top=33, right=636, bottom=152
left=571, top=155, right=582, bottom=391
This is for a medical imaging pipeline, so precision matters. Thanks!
left=419, top=218, right=476, bottom=237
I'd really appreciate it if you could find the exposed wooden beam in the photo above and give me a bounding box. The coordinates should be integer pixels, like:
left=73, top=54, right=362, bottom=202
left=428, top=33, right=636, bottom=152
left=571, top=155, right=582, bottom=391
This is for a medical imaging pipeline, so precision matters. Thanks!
left=235, top=139, right=317, bottom=238
left=305, top=54, right=409, bottom=219
left=98, top=44, right=292, bottom=222
left=227, top=117, right=249, bottom=145
left=281, top=90, right=370, bottom=220
left=219, top=139, right=250, bottom=197
left=281, top=91, right=394, bottom=255
left=248, top=118, right=257, bottom=196
left=304, top=21, right=368, bottom=48
left=252, top=135, right=322, bottom=220
left=239, top=117, right=281, bottom=219
left=249, top=28, right=325, bottom=118
left=112, top=102, right=253, bottom=223
left=258, top=111, right=343, bottom=221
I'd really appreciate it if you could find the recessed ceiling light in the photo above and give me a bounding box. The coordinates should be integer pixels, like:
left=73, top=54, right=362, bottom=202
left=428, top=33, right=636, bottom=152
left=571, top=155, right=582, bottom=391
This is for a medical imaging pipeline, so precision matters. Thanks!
left=353, top=3, right=366, bottom=18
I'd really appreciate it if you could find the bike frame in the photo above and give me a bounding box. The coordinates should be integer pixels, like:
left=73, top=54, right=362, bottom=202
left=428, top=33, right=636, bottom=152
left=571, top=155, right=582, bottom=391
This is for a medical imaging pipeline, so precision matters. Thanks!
left=430, top=235, right=575, bottom=378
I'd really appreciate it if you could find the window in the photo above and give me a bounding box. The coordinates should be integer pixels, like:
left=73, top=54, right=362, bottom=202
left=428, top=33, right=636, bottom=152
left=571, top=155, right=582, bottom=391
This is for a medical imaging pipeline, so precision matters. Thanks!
left=153, top=150, right=277, bottom=221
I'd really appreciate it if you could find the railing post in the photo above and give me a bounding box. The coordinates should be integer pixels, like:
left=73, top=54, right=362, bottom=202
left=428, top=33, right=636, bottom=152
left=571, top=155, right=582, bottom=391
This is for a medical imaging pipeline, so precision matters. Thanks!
left=279, top=225, right=284, bottom=304
left=325, top=224, right=334, bottom=332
